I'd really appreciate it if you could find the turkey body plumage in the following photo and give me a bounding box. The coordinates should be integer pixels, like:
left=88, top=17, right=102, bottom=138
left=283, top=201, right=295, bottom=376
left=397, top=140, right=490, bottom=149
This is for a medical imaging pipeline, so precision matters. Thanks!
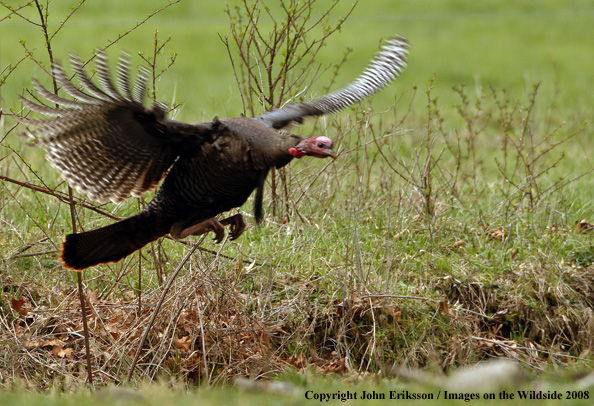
left=59, top=117, right=300, bottom=269
left=18, top=36, right=409, bottom=270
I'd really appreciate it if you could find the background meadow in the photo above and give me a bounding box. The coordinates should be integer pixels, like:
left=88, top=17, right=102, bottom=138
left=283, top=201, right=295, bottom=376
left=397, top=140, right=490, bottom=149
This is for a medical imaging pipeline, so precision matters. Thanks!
left=2, top=0, right=594, bottom=401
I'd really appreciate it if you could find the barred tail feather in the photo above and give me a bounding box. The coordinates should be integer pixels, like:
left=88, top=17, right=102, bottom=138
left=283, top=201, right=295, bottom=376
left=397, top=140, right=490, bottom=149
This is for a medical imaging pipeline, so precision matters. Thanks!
left=60, top=212, right=163, bottom=270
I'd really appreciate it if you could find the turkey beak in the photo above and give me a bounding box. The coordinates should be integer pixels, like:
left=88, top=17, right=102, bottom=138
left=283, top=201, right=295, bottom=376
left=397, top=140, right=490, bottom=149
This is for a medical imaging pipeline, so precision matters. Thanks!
left=325, top=148, right=337, bottom=159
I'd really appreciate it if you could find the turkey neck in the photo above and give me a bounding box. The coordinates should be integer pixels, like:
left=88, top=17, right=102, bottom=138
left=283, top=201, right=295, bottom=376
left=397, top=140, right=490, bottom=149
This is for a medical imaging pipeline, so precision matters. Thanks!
left=218, top=117, right=303, bottom=168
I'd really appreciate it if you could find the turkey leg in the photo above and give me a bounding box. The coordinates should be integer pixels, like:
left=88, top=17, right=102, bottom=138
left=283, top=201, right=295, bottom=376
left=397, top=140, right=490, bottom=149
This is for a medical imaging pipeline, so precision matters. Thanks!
left=170, top=213, right=246, bottom=243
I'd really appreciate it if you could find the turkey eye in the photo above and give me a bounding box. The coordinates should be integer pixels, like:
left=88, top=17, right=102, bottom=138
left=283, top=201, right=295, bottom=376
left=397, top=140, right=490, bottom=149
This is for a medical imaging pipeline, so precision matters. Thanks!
left=318, top=142, right=325, bottom=148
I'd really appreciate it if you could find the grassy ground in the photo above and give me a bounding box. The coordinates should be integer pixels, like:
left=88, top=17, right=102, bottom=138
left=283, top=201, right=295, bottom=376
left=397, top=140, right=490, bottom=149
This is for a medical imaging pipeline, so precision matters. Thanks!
left=2, top=0, right=594, bottom=402
left=2, top=376, right=594, bottom=406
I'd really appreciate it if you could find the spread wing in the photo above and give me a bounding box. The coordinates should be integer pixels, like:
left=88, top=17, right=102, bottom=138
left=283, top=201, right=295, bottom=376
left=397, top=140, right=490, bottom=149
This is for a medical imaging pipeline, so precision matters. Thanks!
left=17, top=53, right=213, bottom=203
left=256, top=35, right=409, bottom=129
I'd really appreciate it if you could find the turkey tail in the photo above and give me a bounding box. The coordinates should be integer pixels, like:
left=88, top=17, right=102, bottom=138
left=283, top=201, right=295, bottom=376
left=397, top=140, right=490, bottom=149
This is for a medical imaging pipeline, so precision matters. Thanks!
left=60, top=212, right=163, bottom=270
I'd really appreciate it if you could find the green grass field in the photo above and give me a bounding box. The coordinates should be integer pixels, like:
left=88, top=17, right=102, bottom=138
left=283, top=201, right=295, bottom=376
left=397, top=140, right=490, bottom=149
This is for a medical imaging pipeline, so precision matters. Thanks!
left=2, top=0, right=594, bottom=404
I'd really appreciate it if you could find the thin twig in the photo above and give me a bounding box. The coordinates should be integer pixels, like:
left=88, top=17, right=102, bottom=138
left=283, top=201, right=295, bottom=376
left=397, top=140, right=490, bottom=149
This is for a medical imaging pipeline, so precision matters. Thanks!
left=470, top=336, right=591, bottom=361
left=9, top=250, right=59, bottom=259
left=49, top=0, right=87, bottom=41
left=0, top=175, right=121, bottom=220
left=360, top=294, right=440, bottom=303
left=195, top=293, right=210, bottom=385
left=0, top=0, right=39, bottom=25
left=82, top=0, right=183, bottom=68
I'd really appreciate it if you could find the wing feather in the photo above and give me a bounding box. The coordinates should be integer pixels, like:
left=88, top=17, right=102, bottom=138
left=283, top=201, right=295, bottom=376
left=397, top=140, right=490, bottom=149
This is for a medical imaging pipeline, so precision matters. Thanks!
left=18, top=53, right=213, bottom=203
left=70, top=53, right=114, bottom=102
left=95, top=52, right=124, bottom=101
left=257, top=35, right=409, bottom=129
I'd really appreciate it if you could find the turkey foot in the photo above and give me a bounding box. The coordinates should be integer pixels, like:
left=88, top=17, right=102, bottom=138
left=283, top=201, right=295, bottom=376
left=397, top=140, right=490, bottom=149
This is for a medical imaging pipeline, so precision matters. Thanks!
left=170, top=213, right=246, bottom=243
left=219, top=213, right=246, bottom=240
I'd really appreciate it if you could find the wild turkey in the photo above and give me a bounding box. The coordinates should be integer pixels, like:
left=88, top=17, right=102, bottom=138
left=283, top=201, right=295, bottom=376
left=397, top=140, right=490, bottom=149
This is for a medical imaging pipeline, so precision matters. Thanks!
left=18, top=36, right=409, bottom=270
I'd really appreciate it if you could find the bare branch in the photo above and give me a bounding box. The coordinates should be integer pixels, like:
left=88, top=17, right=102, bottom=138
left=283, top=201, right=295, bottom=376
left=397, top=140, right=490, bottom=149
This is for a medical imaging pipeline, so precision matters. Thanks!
left=50, top=0, right=87, bottom=41
left=0, top=0, right=39, bottom=25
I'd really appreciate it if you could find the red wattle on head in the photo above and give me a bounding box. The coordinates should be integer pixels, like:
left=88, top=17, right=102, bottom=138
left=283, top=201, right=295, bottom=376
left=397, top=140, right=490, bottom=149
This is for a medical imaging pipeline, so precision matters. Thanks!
left=288, top=147, right=305, bottom=158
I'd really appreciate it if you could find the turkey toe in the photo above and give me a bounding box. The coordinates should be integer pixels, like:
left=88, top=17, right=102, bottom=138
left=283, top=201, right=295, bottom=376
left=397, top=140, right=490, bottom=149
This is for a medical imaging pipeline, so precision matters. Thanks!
left=220, top=213, right=247, bottom=240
